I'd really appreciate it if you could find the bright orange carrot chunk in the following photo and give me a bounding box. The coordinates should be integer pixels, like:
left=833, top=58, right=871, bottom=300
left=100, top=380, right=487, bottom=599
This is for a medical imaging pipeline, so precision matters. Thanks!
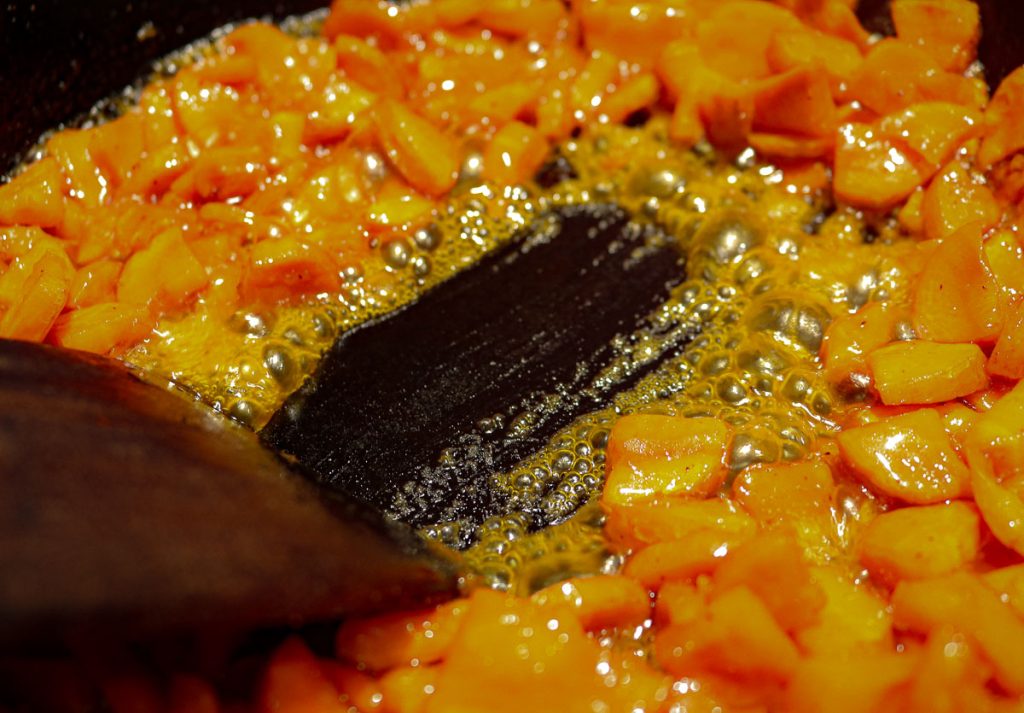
left=259, top=637, right=344, bottom=713
left=712, top=531, right=826, bottom=632
left=599, top=73, right=659, bottom=125
left=795, top=566, right=894, bottom=656
left=913, top=221, right=1004, bottom=344
left=0, top=157, right=66, bottom=229
left=820, top=301, right=898, bottom=384
left=320, top=664, right=384, bottom=712
left=837, top=408, right=971, bottom=504
left=50, top=303, right=153, bottom=355
left=532, top=575, right=651, bottom=631
left=867, top=340, right=988, bottom=405
left=732, top=460, right=836, bottom=531
left=920, top=162, right=1000, bottom=241
left=0, top=248, right=72, bottom=342
left=965, top=378, right=1024, bottom=482
left=985, top=229, right=1024, bottom=305
left=833, top=122, right=927, bottom=210
left=375, top=100, right=460, bottom=197
left=696, top=1, right=802, bottom=82
left=654, top=586, right=800, bottom=683
left=979, top=66, right=1024, bottom=168
left=335, top=600, right=467, bottom=672
left=603, top=497, right=757, bottom=552
left=766, top=29, right=863, bottom=95
left=878, top=102, right=982, bottom=171
left=891, top=0, right=980, bottom=72
left=117, top=229, right=207, bottom=311
left=751, top=66, right=836, bottom=138
left=243, top=237, right=338, bottom=304
left=602, top=414, right=733, bottom=506
left=990, top=300, right=1024, bottom=379
left=785, top=653, right=917, bottom=713
left=623, top=530, right=745, bottom=591
left=859, top=502, right=980, bottom=584
left=482, top=121, right=549, bottom=186
left=68, top=259, right=121, bottom=309
left=378, top=665, right=436, bottom=713
left=848, top=39, right=975, bottom=115
left=892, top=573, right=1024, bottom=695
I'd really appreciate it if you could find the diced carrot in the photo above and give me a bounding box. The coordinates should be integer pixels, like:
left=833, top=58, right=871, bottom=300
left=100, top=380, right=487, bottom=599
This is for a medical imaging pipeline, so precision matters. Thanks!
left=375, top=100, right=460, bottom=197
left=859, top=502, right=980, bottom=584
left=794, top=566, right=894, bottom=655
left=532, top=575, right=650, bottom=632
left=335, top=600, right=467, bottom=672
left=89, top=113, right=146, bottom=186
left=190, top=146, right=267, bottom=201
left=425, top=588, right=614, bottom=713
left=837, top=408, right=971, bottom=504
left=476, top=0, right=568, bottom=41
left=978, top=67, right=1024, bottom=168
left=579, top=0, right=693, bottom=70
left=47, top=129, right=107, bottom=207
left=891, top=0, right=980, bottom=72
left=965, top=378, right=1024, bottom=481
left=785, top=653, right=917, bottom=713
left=990, top=300, right=1024, bottom=379
left=748, top=133, right=833, bottom=159
left=983, top=563, right=1024, bottom=619
left=698, top=75, right=755, bottom=151
left=833, top=122, right=929, bottom=210
left=985, top=229, right=1024, bottom=306
left=809, top=1, right=871, bottom=49
left=320, top=664, right=385, bottom=712
left=0, top=247, right=72, bottom=342
left=603, top=497, right=757, bottom=552
left=696, top=1, right=802, bottom=82
left=732, top=460, right=836, bottom=531
left=867, top=340, right=988, bottom=405
left=970, top=462, right=1024, bottom=558
left=766, top=29, right=863, bottom=96
left=166, top=676, right=219, bottom=713
left=622, top=530, right=744, bottom=591
left=602, top=414, right=732, bottom=507
left=935, top=400, right=980, bottom=451
left=913, top=222, right=1004, bottom=344
left=119, top=144, right=191, bottom=198
left=50, top=303, right=153, bottom=354
left=878, top=102, right=983, bottom=172
left=334, top=34, right=404, bottom=98
left=367, top=195, right=434, bottom=230
left=305, top=79, right=377, bottom=145
left=654, top=586, right=800, bottom=683
left=465, top=81, right=541, bottom=127
left=920, top=162, right=1000, bottom=241
left=655, top=580, right=707, bottom=628
left=378, top=666, right=436, bottom=713
left=259, top=637, right=344, bottom=713
left=323, top=0, right=427, bottom=43
left=751, top=66, right=836, bottom=138
left=657, top=40, right=701, bottom=107
left=820, top=301, right=899, bottom=384
left=242, top=237, right=338, bottom=304
left=847, top=39, right=976, bottom=115
left=892, top=573, right=1024, bottom=695
left=570, top=51, right=621, bottom=121
left=0, top=157, right=66, bottom=228
left=68, top=260, right=120, bottom=310
left=117, top=228, right=208, bottom=311
left=898, top=187, right=925, bottom=235
left=599, top=73, right=659, bottom=125
left=481, top=120, right=549, bottom=186
left=534, top=85, right=573, bottom=140
left=712, top=531, right=826, bottom=632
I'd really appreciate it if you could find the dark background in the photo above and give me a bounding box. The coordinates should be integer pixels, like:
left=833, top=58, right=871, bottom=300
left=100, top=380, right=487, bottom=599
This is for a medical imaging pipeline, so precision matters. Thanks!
left=1, top=0, right=1024, bottom=175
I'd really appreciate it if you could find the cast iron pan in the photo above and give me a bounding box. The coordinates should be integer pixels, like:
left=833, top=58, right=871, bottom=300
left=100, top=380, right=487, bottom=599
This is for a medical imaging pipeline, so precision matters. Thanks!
left=0, top=0, right=1022, bottom=652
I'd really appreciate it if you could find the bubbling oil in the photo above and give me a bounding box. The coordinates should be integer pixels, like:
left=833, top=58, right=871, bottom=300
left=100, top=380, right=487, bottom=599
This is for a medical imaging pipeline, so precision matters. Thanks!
left=117, top=41, right=920, bottom=591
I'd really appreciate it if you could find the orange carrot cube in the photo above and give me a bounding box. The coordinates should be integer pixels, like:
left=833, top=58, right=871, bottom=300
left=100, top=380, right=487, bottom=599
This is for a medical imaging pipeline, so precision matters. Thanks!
left=732, top=460, right=836, bottom=531
left=623, top=530, right=745, bottom=591
left=766, top=29, right=863, bottom=96
left=920, top=161, right=1000, bottom=241
left=838, top=408, right=971, bottom=504
left=0, top=157, right=66, bottom=229
left=335, top=599, right=467, bottom=672
left=820, top=301, right=898, bottom=384
left=50, top=303, right=153, bottom=355
left=785, top=653, right=917, bottom=713
left=891, top=0, right=980, bottom=72
left=833, top=122, right=928, bottom=210
left=990, top=299, right=1024, bottom=379
left=878, top=102, right=982, bottom=171
left=117, top=228, right=208, bottom=311
left=0, top=248, right=72, bottom=342
left=482, top=121, right=549, bottom=187
left=532, top=575, right=651, bottom=631
left=751, top=66, right=836, bottom=138
left=259, top=637, right=344, bottom=713
left=867, top=340, right=988, bottom=405
left=375, top=100, right=460, bottom=197
left=603, top=497, right=756, bottom=552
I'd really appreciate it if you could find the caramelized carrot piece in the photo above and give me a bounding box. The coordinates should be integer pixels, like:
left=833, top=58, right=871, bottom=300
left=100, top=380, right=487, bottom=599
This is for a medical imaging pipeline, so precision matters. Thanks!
left=748, top=133, right=833, bottom=159
left=320, top=664, right=385, bottom=712
left=965, top=378, right=1024, bottom=481
left=375, top=100, right=460, bottom=197
left=713, top=531, right=826, bottom=632
left=891, top=0, right=980, bottom=72
left=766, top=29, right=863, bottom=95
left=809, top=1, right=871, bottom=49
left=599, top=73, right=659, bottom=125
left=465, top=81, right=541, bottom=127
left=985, top=229, right=1024, bottom=305
left=532, top=575, right=650, bottom=631
left=602, top=414, right=733, bottom=506
left=378, top=666, right=436, bottom=713
left=970, top=461, right=1024, bottom=558
left=696, top=1, right=802, bottom=82
left=990, top=300, right=1024, bottom=379
left=892, top=573, right=1024, bottom=695
left=68, top=259, right=121, bottom=309
left=878, top=102, right=983, bottom=172
left=820, top=301, right=899, bottom=384
left=655, top=580, right=706, bottom=628
left=117, top=228, right=208, bottom=311
left=47, top=129, right=107, bottom=208
left=913, top=222, right=1004, bottom=344
left=89, top=113, right=146, bottom=186
left=920, top=162, right=1000, bottom=241
left=833, top=122, right=928, bottom=210
left=867, top=340, right=988, bottom=405
left=334, top=34, right=404, bottom=98
left=50, top=303, right=153, bottom=354
left=983, top=564, right=1024, bottom=619
left=0, top=157, right=66, bottom=228
left=190, top=146, right=268, bottom=201
left=848, top=39, right=975, bottom=115
left=698, top=75, right=755, bottom=151
left=305, top=79, right=377, bottom=145
left=335, top=600, right=467, bottom=672
left=260, top=637, right=344, bottom=713
left=837, top=408, right=971, bottom=504
left=603, top=497, right=756, bottom=552
left=622, top=530, right=744, bottom=591
left=786, top=653, right=917, bottom=713
left=579, top=0, right=692, bottom=70
left=979, top=67, right=1024, bottom=168
left=242, top=237, right=338, bottom=304
left=751, top=66, right=836, bottom=138
left=570, top=51, right=620, bottom=121
left=654, top=586, right=800, bottom=683
left=794, top=566, right=894, bottom=655
left=732, top=460, right=836, bottom=531
left=859, top=502, right=980, bottom=584
left=481, top=121, right=549, bottom=186
left=0, top=248, right=72, bottom=342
